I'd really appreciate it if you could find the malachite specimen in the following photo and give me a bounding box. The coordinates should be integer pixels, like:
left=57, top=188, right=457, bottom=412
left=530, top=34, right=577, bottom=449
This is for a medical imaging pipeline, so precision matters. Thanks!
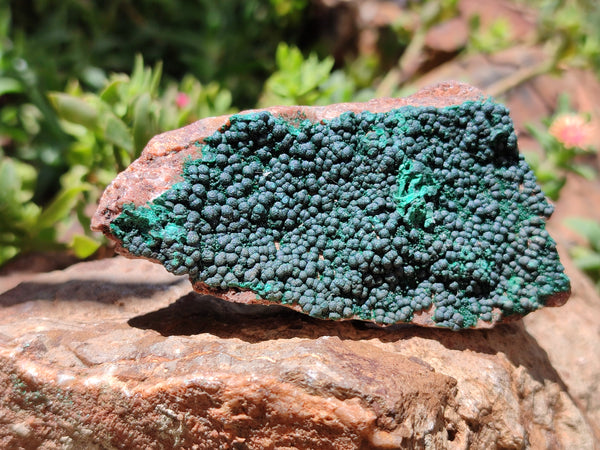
left=110, top=100, right=570, bottom=329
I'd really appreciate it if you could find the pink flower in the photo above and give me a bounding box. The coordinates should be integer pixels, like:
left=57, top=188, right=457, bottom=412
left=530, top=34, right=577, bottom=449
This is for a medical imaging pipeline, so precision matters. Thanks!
left=176, top=92, right=190, bottom=109
left=548, top=114, right=592, bottom=149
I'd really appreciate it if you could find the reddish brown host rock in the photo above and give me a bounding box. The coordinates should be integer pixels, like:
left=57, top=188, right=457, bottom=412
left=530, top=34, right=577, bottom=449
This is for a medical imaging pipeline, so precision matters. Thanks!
left=92, top=81, right=482, bottom=235
left=0, top=257, right=595, bottom=448
left=91, top=81, right=570, bottom=329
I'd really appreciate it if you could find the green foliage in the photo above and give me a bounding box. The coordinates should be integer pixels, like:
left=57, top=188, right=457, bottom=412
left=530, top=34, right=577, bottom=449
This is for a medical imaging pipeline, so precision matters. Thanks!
left=259, top=43, right=375, bottom=107
left=0, top=5, right=88, bottom=264
left=564, top=217, right=600, bottom=290
left=8, top=0, right=309, bottom=108
left=467, top=16, right=513, bottom=54
left=260, top=43, right=335, bottom=106
left=524, top=96, right=597, bottom=201
left=0, top=4, right=74, bottom=205
left=0, top=154, right=93, bottom=265
left=1, top=2, right=309, bottom=267
left=50, top=55, right=233, bottom=173
left=1, top=52, right=233, bottom=266
left=533, top=0, right=600, bottom=72
left=524, top=135, right=595, bottom=201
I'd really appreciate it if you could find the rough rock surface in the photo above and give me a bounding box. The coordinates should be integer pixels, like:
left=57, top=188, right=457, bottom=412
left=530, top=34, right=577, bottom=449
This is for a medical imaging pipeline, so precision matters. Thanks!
left=92, top=82, right=482, bottom=232
left=0, top=257, right=596, bottom=449
left=415, top=46, right=600, bottom=155
left=527, top=202, right=600, bottom=439
left=524, top=255, right=600, bottom=445
left=91, top=81, right=570, bottom=329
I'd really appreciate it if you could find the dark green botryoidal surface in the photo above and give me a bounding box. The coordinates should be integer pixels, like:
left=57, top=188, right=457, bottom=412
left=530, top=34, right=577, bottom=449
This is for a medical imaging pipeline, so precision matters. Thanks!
left=110, top=101, right=570, bottom=329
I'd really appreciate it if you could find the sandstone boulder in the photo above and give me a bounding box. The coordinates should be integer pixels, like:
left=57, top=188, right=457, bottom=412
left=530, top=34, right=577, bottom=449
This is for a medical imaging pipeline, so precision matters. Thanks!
left=0, top=257, right=595, bottom=448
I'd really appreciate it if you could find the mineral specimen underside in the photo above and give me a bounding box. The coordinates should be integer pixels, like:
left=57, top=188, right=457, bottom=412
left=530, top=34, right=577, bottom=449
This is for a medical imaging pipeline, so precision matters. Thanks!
left=100, top=90, right=570, bottom=330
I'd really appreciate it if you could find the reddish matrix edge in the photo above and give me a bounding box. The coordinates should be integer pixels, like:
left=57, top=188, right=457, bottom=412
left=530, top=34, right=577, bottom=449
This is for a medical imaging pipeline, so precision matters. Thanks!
left=92, top=82, right=570, bottom=329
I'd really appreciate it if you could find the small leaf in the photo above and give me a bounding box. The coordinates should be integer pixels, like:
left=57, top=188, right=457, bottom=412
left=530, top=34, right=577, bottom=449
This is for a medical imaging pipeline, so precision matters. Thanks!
left=69, top=234, right=101, bottom=259
left=569, top=163, right=596, bottom=180
left=0, top=77, right=22, bottom=95
left=0, top=159, right=40, bottom=231
left=213, top=90, right=232, bottom=114
left=149, top=61, right=163, bottom=95
left=131, top=54, right=145, bottom=89
left=525, top=123, right=554, bottom=149
left=523, top=151, right=540, bottom=169
left=565, top=217, right=600, bottom=250
left=0, top=158, right=36, bottom=202
left=48, top=92, right=99, bottom=129
left=570, top=246, right=600, bottom=270
left=104, top=114, right=134, bottom=153
left=132, top=92, right=154, bottom=157
left=81, top=67, right=107, bottom=90
left=541, top=177, right=566, bottom=201
left=100, top=76, right=128, bottom=103
left=534, top=167, right=557, bottom=183
left=0, top=245, right=18, bottom=267
left=35, top=184, right=90, bottom=231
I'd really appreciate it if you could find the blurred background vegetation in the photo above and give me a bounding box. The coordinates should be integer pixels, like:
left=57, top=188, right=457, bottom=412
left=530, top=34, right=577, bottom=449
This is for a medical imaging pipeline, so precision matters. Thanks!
left=1, top=0, right=600, bottom=287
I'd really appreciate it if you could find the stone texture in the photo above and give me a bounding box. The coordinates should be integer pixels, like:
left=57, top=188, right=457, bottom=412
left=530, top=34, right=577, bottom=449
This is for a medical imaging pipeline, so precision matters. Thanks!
left=415, top=48, right=600, bottom=157
left=90, top=81, right=570, bottom=329
left=0, top=257, right=596, bottom=449
left=91, top=81, right=482, bottom=235
left=525, top=180, right=600, bottom=438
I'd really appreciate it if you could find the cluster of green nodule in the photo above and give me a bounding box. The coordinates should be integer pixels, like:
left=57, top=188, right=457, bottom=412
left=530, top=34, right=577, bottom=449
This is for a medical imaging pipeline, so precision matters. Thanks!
left=110, top=100, right=570, bottom=329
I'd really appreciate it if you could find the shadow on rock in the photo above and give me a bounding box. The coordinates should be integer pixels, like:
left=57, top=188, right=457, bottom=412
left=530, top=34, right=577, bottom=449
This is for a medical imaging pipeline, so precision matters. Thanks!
left=129, top=292, right=568, bottom=390
left=0, top=279, right=183, bottom=307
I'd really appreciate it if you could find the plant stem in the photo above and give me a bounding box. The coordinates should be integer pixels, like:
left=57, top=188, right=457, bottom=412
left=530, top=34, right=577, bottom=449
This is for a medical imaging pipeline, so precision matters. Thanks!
left=485, top=58, right=554, bottom=98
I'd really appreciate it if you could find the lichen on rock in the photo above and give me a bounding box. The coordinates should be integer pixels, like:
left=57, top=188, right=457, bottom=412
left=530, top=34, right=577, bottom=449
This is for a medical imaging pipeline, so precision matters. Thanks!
left=106, top=94, right=570, bottom=329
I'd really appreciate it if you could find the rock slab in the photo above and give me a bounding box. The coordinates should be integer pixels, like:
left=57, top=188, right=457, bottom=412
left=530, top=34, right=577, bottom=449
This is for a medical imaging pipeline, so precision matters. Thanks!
left=91, top=81, right=570, bottom=329
left=0, top=257, right=595, bottom=449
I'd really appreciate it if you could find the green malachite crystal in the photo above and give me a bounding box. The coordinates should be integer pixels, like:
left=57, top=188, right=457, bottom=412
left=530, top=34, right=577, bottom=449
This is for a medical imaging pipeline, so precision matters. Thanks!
left=110, top=100, right=570, bottom=329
